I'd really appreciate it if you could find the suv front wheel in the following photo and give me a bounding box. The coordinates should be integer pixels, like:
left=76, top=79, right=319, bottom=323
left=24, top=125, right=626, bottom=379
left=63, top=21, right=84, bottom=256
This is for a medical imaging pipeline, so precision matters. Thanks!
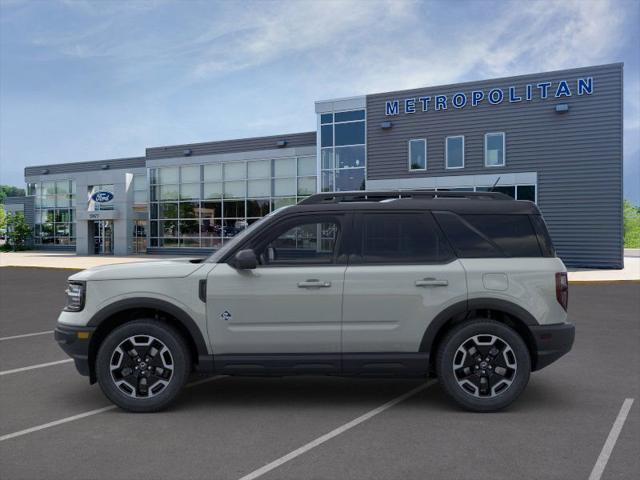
left=436, top=319, right=531, bottom=412
left=96, top=320, right=190, bottom=412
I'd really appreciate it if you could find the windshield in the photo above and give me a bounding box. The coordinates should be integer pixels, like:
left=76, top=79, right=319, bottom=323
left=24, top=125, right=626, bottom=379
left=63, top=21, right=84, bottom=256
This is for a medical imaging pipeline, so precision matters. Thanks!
left=205, top=206, right=292, bottom=263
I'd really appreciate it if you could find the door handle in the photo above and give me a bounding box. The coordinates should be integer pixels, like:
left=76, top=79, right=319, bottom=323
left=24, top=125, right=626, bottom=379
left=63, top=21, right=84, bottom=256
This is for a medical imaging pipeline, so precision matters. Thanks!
left=297, top=279, right=332, bottom=288
left=415, top=278, right=449, bottom=287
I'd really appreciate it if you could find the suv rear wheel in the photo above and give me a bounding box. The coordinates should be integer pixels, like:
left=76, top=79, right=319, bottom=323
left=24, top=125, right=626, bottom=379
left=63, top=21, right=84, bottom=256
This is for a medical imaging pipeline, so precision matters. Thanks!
left=96, top=320, right=190, bottom=412
left=436, top=319, right=530, bottom=412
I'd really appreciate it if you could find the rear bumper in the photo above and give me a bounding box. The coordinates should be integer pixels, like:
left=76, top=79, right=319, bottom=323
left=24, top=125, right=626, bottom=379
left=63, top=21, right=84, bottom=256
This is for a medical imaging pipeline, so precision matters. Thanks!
left=54, top=325, right=95, bottom=378
left=530, top=322, right=575, bottom=371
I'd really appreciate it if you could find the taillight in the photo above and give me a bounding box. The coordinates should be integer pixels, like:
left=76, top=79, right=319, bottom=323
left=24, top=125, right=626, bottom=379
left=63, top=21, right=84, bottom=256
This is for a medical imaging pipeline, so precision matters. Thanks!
left=555, top=272, right=568, bottom=311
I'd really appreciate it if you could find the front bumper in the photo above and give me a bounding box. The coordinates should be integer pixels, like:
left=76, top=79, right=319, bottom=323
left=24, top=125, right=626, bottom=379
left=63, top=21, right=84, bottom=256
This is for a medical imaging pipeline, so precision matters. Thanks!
left=529, top=322, right=575, bottom=371
left=54, top=324, right=95, bottom=378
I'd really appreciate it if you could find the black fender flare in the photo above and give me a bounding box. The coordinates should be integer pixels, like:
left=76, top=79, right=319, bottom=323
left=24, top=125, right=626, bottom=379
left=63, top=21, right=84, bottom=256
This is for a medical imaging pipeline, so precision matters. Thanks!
left=87, top=297, right=209, bottom=357
left=419, top=298, right=539, bottom=353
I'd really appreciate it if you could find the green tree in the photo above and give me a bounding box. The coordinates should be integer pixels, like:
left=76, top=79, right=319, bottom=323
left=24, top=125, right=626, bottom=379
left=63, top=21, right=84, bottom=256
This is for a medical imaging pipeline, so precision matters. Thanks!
left=6, top=211, right=31, bottom=251
left=0, top=205, right=6, bottom=231
left=623, top=199, right=640, bottom=248
left=0, top=185, right=26, bottom=204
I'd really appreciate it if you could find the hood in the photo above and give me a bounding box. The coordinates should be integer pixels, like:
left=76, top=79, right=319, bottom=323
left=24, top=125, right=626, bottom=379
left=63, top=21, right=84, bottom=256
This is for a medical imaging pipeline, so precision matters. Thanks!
left=68, top=258, right=206, bottom=281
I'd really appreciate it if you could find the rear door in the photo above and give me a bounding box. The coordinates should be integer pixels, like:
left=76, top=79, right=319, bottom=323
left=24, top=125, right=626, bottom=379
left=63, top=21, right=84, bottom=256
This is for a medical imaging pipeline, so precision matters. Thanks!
left=341, top=211, right=467, bottom=369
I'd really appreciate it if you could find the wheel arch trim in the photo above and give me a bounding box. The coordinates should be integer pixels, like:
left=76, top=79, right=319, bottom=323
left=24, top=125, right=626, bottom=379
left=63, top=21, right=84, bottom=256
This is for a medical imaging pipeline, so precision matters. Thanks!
left=87, top=297, right=209, bottom=357
left=420, top=298, right=539, bottom=354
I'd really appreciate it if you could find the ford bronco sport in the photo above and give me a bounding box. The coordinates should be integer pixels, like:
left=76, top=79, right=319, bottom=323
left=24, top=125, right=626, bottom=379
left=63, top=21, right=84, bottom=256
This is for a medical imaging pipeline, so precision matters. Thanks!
left=55, top=190, right=575, bottom=412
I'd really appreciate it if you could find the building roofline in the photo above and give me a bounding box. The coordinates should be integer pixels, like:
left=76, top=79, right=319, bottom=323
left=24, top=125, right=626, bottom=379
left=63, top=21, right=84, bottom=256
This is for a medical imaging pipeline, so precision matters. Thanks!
left=317, top=62, right=624, bottom=103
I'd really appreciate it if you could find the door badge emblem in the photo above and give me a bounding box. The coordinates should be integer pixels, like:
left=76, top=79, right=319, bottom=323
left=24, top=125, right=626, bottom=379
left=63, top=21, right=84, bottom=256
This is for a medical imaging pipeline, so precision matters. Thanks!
left=220, top=310, right=232, bottom=322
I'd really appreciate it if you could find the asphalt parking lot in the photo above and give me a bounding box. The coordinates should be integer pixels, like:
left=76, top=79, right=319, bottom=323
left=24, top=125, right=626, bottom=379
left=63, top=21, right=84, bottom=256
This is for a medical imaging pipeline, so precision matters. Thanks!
left=0, top=267, right=638, bottom=480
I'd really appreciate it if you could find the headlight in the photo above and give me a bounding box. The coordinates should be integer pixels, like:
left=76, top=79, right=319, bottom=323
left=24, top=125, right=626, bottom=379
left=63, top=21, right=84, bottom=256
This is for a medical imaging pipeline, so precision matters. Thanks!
left=64, top=282, right=85, bottom=312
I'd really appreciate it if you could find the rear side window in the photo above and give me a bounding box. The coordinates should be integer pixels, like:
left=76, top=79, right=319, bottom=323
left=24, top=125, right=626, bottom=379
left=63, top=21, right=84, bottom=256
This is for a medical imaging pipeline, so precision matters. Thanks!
left=530, top=214, right=556, bottom=257
left=433, top=212, right=502, bottom=258
left=359, top=213, right=453, bottom=264
left=434, top=212, right=542, bottom=257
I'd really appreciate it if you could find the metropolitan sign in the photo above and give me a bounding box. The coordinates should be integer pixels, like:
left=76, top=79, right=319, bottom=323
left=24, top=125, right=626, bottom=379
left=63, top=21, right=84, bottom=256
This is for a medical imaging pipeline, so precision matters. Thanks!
left=384, top=77, right=594, bottom=116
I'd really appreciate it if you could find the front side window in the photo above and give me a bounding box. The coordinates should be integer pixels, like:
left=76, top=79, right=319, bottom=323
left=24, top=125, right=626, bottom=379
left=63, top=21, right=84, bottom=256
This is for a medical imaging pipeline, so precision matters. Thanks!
left=485, top=132, right=505, bottom=167
left=359, top=213, right=453, bottom=264
left=446, top=136, right=464, bottom=169
left=258, top=219, right=340, bottom=266
left=408, top=139, right=427, bottom=171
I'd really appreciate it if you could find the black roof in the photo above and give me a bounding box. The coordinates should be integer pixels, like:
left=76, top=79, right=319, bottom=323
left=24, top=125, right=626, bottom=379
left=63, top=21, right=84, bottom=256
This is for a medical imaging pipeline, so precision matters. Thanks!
left=286, top=190, right=540, bottom=215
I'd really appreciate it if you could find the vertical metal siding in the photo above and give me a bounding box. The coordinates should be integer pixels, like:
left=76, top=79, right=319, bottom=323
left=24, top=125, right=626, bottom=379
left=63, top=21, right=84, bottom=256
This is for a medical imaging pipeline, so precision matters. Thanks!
left=366, top=64, right=623, bottom=268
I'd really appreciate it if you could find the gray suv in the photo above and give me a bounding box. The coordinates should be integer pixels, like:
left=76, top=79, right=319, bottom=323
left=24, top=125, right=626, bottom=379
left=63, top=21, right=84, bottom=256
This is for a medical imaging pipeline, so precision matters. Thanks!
left=55, top=190, right=575, bottom=412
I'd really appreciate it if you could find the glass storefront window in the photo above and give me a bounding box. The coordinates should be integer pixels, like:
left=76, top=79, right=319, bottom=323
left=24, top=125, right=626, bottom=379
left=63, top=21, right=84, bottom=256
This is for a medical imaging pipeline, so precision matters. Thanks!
left=273, top=177, right=296, bottom=196
left=204, top=164, right=222, bottom=181
left=180, top=165, right=201, bottom=183
left=298, top=156, right=316, bottom=176
left=248, top=179, right=270, bottom=197
left=204, top=182, right=223, bottom=199
left=224, top=162, right=245, bottom=180
left=319, top=109, right=365, bottom=192
left=159, top=185, right=179, bottom=200
left=149, top=156, right=317, bottom=250
left=158, top=167, right=179, bottom=184
left=248, top=160, right=271, bottom=179
left=223, top=180, right=246, bottom=198
left=32, top=179, right=76, bottom=247
left=180, top=183, right=200, bottom=200
left=274, top=158, right=296, bottom=177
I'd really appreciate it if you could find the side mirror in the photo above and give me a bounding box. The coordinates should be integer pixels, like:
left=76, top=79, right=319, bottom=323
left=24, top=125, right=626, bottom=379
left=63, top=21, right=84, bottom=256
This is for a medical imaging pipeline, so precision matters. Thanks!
left=233, top=249, right=257, bottom=270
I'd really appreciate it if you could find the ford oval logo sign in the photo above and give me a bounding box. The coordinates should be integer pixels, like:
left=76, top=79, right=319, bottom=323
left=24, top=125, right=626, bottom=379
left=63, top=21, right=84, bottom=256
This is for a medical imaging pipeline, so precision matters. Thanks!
left=91, top=191, right=114, bottom=203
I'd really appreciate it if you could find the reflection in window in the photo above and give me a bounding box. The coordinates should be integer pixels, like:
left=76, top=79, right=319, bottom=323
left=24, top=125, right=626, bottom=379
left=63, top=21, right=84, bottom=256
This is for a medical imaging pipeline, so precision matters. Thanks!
left=148, top=156, right=317, bottom=249
left=446, top=136, right=464, bottom=169
left=485, top=133, right=505, bottom=166
left=409, top=139, right=426, bottom=170
left=320, top=109, right=366, bottom=192
left=261, top=221, right=338, bottom=265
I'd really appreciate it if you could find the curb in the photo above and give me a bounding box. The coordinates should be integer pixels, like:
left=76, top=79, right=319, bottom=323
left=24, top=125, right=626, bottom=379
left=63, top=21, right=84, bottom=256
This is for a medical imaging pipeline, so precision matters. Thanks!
left=568, top=279, right=640, bottom=285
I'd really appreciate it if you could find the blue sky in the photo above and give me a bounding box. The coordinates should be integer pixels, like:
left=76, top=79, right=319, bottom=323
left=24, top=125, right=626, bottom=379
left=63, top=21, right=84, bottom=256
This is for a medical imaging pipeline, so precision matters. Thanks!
left=1, top=0, right=639, bottom=202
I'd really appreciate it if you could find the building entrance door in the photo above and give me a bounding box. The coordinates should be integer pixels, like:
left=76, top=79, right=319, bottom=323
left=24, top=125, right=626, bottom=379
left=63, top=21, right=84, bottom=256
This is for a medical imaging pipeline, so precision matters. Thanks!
left=93, top=220, right=114, bottom=255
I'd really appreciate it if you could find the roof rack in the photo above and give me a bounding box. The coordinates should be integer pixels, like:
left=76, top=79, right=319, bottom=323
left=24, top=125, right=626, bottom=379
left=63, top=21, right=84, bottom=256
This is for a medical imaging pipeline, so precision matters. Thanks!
left=298, top=189, right=512, bottom=205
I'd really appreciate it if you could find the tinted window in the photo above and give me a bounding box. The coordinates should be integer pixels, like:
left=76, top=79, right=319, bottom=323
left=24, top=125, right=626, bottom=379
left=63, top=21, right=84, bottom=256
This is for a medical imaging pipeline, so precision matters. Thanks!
left=335, top=110, right=365, bottom=122
left=359, top=213, right=453, bottom=263
left=434, top=212, right=502, bottom=258
left=260, top=220, right=339, bottom=265
left=462, top=215, right=541, bottom=257
left=435, top=211, right=542, bottom=257
left=530, top=214, right=555, bottom=257
left=334, top=122, right=365, bottom=146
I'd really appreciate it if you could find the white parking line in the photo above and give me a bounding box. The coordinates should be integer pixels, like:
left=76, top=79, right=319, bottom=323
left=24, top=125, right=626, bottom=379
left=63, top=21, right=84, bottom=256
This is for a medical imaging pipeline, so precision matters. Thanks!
left=238, top=379, right=437, bottom=480
left=0, top=330, right=54, bottom=341
left=0, top=359, right=73, bottom=376
left=0, top=375, right=224, bottom=442
left=588, top=398, right=635, bottom=480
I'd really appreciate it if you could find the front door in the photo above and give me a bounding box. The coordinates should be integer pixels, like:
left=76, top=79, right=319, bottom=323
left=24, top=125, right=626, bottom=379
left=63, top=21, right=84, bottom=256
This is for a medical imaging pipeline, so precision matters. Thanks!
left=341, top=212, right=467, bottom=372
left=206, top=214, right=348, bottom=372
left=93, top=220, right=114, bottom=255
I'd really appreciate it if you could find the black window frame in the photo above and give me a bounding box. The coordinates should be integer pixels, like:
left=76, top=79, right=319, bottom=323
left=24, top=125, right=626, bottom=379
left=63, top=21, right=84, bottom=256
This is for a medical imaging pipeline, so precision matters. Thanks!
left=350, top=211, right=456, bottom=265
left=244, top=212, right=350, bottom=267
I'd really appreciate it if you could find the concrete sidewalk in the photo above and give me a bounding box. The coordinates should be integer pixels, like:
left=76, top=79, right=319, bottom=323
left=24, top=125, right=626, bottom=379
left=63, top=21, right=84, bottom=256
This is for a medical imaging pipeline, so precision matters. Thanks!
left=1, top=250, right=639, bottom=283
left=0, top=251, right=189, bottom=270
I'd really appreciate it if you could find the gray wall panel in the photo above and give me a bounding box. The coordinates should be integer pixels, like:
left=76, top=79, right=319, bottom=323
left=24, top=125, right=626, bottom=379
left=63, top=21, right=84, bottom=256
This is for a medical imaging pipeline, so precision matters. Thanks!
left=146, top=132, right=316, bottom=159
left=366, top=63, right=623, bottom=268
left=25, top=157, right=145, bottom=177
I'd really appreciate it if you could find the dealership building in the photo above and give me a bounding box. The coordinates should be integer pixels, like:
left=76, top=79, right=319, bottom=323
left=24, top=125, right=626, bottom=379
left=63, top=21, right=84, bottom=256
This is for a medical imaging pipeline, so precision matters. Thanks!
left=11, top=63, right=623, bottom=268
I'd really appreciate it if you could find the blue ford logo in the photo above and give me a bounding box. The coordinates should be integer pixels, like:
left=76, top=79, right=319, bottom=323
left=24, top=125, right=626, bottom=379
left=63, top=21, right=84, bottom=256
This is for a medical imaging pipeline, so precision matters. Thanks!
left=91, top=191, right=113, bottom=203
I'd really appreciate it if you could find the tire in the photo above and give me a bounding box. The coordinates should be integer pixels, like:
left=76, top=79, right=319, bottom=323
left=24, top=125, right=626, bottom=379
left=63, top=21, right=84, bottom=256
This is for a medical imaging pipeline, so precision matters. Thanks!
left=436, top=319, right=530, bottom=412
left=96, top=320, right=191, bottom=412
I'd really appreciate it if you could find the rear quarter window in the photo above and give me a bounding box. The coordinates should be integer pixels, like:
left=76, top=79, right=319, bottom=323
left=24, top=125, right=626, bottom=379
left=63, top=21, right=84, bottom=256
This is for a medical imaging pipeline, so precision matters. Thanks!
left=434, top=212, right=543, bottom=258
